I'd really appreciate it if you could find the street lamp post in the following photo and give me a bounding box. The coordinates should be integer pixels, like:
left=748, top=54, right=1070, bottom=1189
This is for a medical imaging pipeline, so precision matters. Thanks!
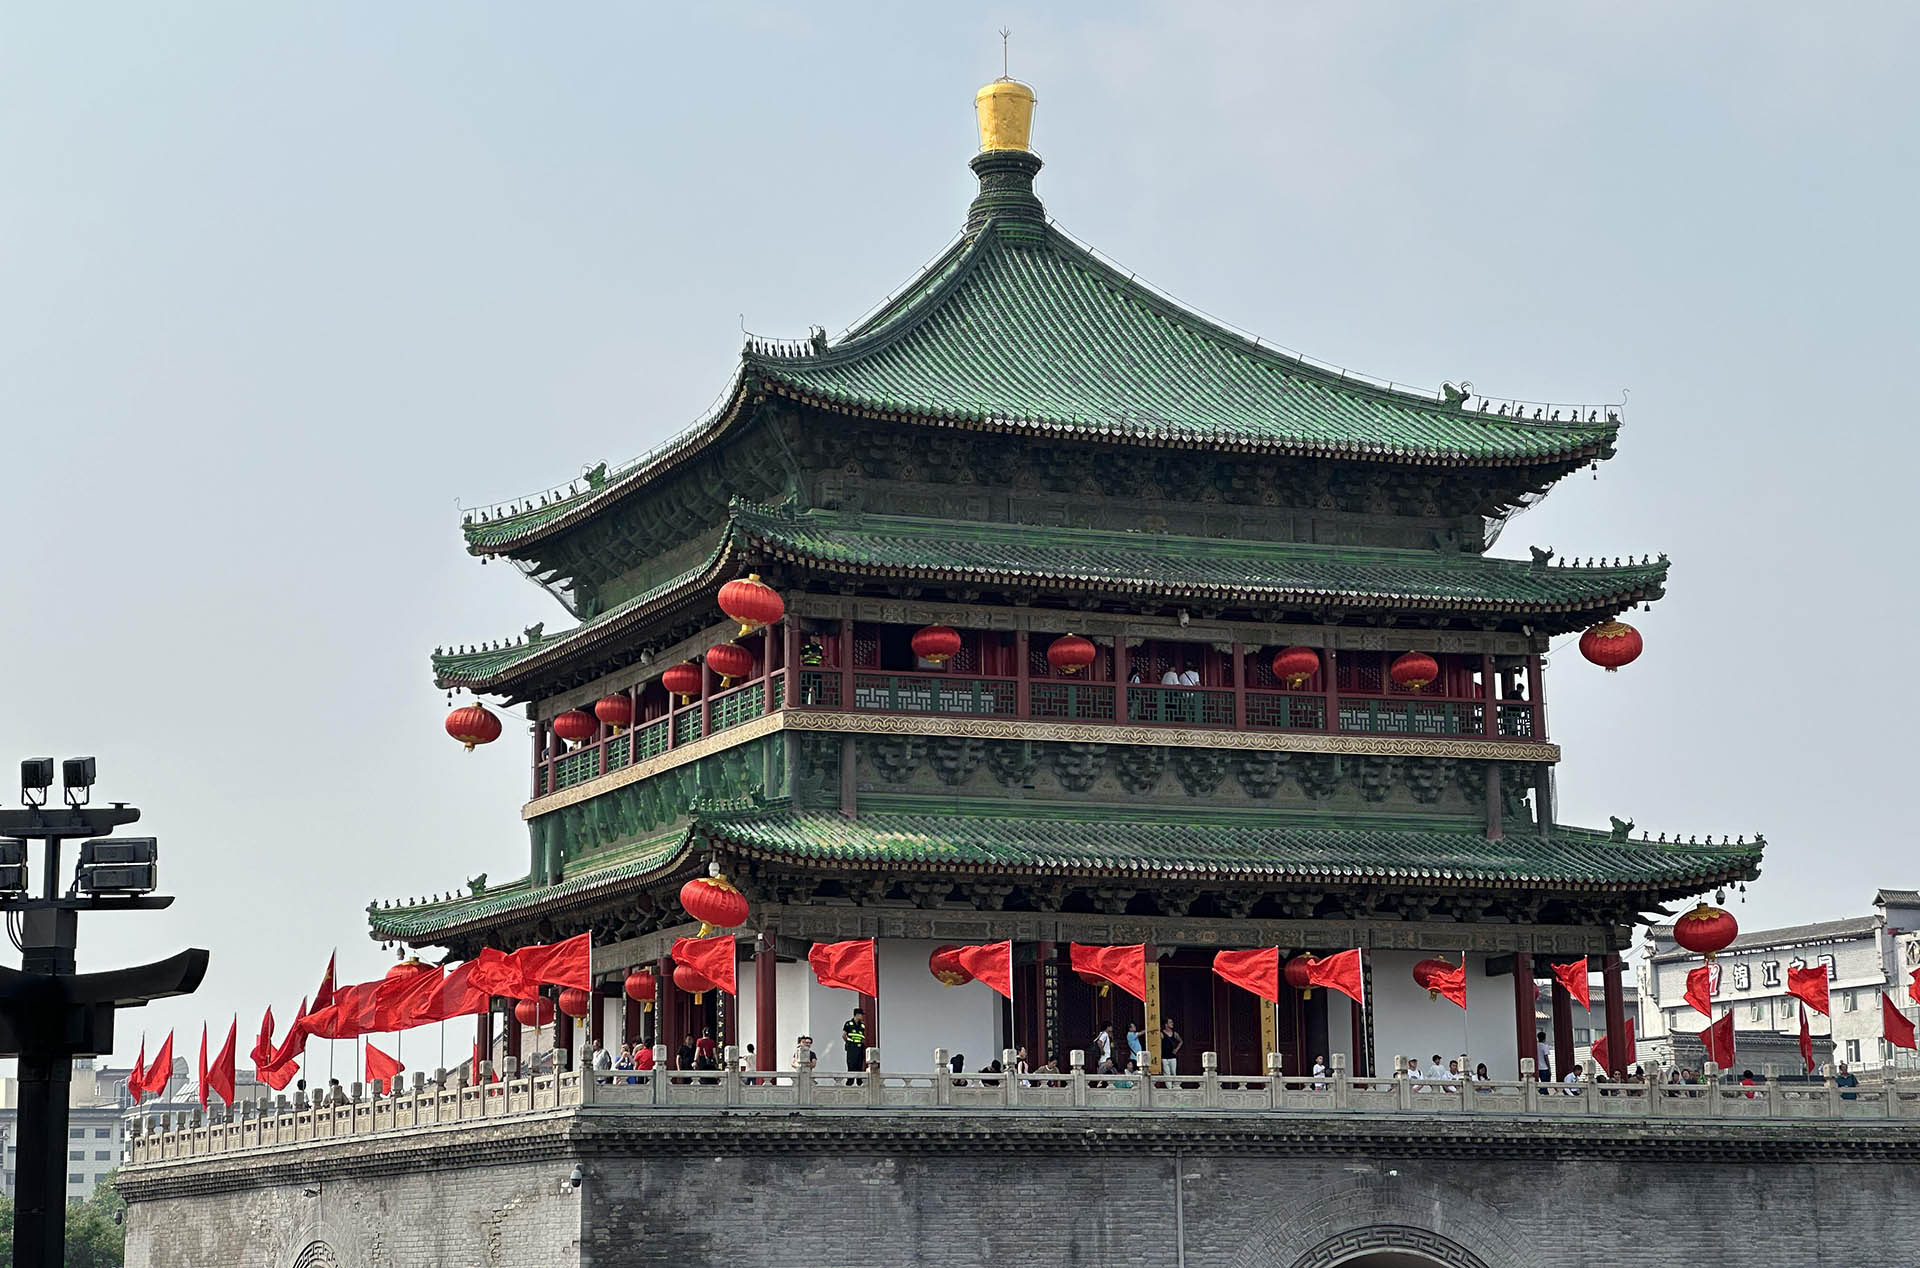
left=0, top=757, right=208, bottom=1268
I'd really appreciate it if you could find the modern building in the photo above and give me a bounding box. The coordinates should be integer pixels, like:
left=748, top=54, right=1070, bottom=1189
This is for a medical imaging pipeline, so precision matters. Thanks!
left=0, top=1060, right=140, bottom=1201
left=1640, top=888, right=1918, bottom=1071
left=367, top=73, right=1763, bottom=1087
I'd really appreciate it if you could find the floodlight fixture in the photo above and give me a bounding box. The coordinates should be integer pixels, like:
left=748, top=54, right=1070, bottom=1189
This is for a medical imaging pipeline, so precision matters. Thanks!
left=76, top=838, right=159, bottom=895
left=75, top=864, right=157, bottom=896
left=0, top=839, right=25, bottom=894
left=62, top=756, right=97, bottom=807
left=20, top=758, right=53, bottom=807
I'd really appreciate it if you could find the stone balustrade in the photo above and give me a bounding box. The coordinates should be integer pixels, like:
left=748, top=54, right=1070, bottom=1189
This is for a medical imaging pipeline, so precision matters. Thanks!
left=123, top=1048, right=1920, bottom=1166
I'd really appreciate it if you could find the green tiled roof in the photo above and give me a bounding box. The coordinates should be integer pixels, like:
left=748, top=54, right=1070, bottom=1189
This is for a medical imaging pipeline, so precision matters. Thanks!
left=435, top=501, right=1665, bottom=693
left=461, top=216, right=1618, bottom=556
left=748, top=223, right=1618, bottom=465
left=697, top=806, right=1762, bottom=892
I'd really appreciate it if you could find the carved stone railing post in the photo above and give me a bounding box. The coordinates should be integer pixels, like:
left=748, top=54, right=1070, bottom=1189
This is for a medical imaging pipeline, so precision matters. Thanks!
left=865, top=1048, right=885, bottom=1107
left=1069, top=1049, right=1088, bottom=1108
left=1266, top=1052, right=1284, bottom=1109
left=723, top=1046, right=741, bottom=1106
left=1002, top=1049, right=1018, bottom=1107
left=1332, top=1052, right=1350, bottom=1111
left=932, top=1048, right=951, bottom=1107
left=1201, top=1051, right=1221, bottom=1108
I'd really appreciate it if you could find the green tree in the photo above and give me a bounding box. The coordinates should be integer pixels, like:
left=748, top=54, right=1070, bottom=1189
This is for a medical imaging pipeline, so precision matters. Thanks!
left=0, top=1175, right=125, bottom=1267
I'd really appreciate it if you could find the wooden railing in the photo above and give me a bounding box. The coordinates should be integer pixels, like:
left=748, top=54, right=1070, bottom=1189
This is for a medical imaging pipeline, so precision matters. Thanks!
left=123, top=1051, right=1920, bottom=1165
left=534, top=670, right=783, bottom=797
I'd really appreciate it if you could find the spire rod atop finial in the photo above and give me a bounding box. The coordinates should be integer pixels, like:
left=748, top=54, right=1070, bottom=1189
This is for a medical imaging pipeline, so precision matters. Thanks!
left=1000, top=26, right=1011, bottom=79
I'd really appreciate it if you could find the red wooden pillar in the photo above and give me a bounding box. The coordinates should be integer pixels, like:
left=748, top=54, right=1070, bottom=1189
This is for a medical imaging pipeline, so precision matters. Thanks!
left=1031, top=939, right=1053, bottom=1063
left=1602, top=952, right=1628, bottom=1075
left=1551, top=975, right=1576, bottom=1080
left=1527, top=653, right=1548, bottom=740
left=1230, top=643, right=1246, bottom=730
left=623, top=991, right=642, bottom=1049
left=1511, top=951, right=1536, bottom=1079
left=503, top=1002, right=522, bottom=1067
left=1481, top=653, right=1499, bottom=738
left=475, top=1008, right=493, bottom=1080
left=700, top=657, right=714, bottom=739
left=1115, top=636, right=1130, bottom=723
left=839, top=618, right=855, bottom=709
left=1322, top=646, right=1340, bottom=733
left=657, top=956, right=678, bottom=1061
left=1014, top=631, right=1030, bottom=718
left=764, top=624, right=779, bottom=714
left=783, top=620, right=801, bottom=709
left=755, top=934, right=778, bottom=1071
left=530, top=722, right=544, bottom=799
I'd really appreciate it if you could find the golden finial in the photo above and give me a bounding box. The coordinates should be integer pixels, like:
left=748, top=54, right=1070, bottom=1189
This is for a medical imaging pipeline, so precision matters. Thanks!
left=976, top=29, right=1036, bottom=153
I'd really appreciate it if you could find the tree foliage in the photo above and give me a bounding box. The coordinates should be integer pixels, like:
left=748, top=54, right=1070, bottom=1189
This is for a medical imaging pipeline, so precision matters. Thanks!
left=0, top=1174, right=126, bottom=1267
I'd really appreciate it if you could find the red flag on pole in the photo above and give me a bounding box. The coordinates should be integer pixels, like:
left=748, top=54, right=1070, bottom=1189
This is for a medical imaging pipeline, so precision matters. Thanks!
left=196, top=1024, right=210, bottom=1109
left=466, top=946, right=538, bottom=1000
left=141, top=1032, right=175, bottom=1099
left=1702, top=1010, right=1735, bottom=1070
left=1909, top=966, right=1920, bottom=1009
left=808, top=940, right=878, bottom=996
left=1301, top=949, right=1365, bottom=1004
left=1592, top=1018, right=1636, bottom=1074
left=1426, top=959, right=1467, bottom=1009
left=269, top=996, right=308, bottom=1069
left=1684, top=965, right=1713, bottom=1017
left=1069, top=944, right=1147, bottom=1002
left=1799, top=1004, right=1814, bottom=1073
left=312, top=952, right=337, bottom=1012
left=207, top=1019, right=237, bottom=1107
left=1786, top=965, right=1830, bottom=1016
left=671, top=935, right=738, bottom=995
left=1212, top=948, right=1280, bottom=1002
left=1884, top=993, right=1917, bottom=1051
left=403, top=961, right=490, bottom=1025
left=953, top=941, right=1014, bottom=1000
left=1549, top=959, right=1591, bottom=1009
left=365, top=1040, right=403, bottom=1087
left=518, top=932, right=592, bottom=991
left=251, top=1007, right=276, bottom=1072
left=129, top=1036, right=147, bottom=1105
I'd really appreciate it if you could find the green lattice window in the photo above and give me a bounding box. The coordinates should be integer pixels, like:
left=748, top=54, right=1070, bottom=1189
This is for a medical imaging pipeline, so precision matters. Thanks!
left=1246, top=692, right=1326, bottom=731
left=1029, top=682, right=1116, bottom=721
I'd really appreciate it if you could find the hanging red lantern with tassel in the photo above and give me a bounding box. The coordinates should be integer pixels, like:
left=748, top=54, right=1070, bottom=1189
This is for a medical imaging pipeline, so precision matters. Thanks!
left=1671, top=902, right=1739, bottom=961
left=594, top=694, right=634, bottom=731
left=551, top=710, right=597, bottom=744
left=705, top=642, right=754, bottom=687
left=1412, top=958, right=1457, bottom=1001
left=673, top=963, right=715, bottom=1004
left=680, top=875, right=750, bottom=936
left=1389, top=651, right=1439, bottom=692
left=513, top=997, right=554, bottom=1028
left=445, top=704, right=503, bottom=752
left=1271, top=647, right=1321, bottom=689
left=624, top=970, right=657, bottom=1012
left=556, top=987, right=591, bottom=1019
left=662, top=662, right=703, bottom=704
left=929, top=945, right=974, bottom=988
left=1046, top=634, right=1096, bottom=676
left=717, top=573, right=785, bottom=637
left=1579, top=620, right=1644, bottom=672
left=1283, top=954, right=1317, bottom=999
left=911, top=625, right=962, bottom=665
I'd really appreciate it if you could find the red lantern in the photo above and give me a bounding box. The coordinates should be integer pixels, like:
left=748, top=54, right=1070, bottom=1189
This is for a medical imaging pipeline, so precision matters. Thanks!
left=1672, top=902, right=1739, bottom=962
left=384, top=957, right=430, bottom=982
left=551, top=710, right=597, bottom=744
left=929, top=945, right=974, bottom=988
left=680, top=875, right=750, bottom=936
left=1579, top=620, right=1644, bottom=673
left=911, top=625, right=962, bottom=666
left=557, top=987, right=591, bottom=1019
left=705, top=642, right=754, bottom=687
left=1389, top=651, right=1439, bottom=692
left=717, top=573, right=785, bottom=637
left=445, top=703, right=502, bottom=752
left=673, top=962, right=715, bottom=1004
left=594, top=694, right=634, bottom=731
left=1046, top=634, right=1096, bottom=676
left=662, top=662, right=703, bottom=704
left=1282, top=953, right=1317, bottom=998
left=1271, top=647, right=1320, bottom=690
left=513, top=997, right=554, bottom=1028
left=624, top=970, right=657, bottom=1012
left=1412, top=958, right=1457, bottom=1001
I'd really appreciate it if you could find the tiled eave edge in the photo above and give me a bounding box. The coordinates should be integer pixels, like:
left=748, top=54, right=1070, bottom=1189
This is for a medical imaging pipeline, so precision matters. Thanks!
left=520, top=708, right=1560, bottom=821
left=756, top=379, right=1617, bottom=470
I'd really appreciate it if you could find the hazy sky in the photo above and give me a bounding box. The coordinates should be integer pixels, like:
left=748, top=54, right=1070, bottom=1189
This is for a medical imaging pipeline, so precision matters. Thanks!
left=3, top=3, right=1916, bottom=1068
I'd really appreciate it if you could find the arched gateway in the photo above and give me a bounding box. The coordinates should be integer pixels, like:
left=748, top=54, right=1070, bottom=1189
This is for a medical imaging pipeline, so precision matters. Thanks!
left=1288, top=1226, right=1491, bottom=1268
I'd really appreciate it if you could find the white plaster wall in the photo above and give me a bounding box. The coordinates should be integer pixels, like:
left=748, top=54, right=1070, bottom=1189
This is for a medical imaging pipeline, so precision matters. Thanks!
left=1369, top=951, right=1517, bottom=1077
left=873, top=938, right=1003, bottom=1073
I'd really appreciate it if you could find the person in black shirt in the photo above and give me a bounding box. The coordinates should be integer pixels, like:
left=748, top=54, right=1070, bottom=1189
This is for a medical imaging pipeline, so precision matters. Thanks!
left=842, top=1008, right=868, bottom=1071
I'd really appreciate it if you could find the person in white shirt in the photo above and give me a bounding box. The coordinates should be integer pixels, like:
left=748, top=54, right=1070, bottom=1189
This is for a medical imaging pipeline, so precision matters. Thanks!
left=1177, top=667, right=1200, bottom=686
left=1160, top=667, right=1181, bottom=685
left=1425, top=1054, right=1447, bottom=1082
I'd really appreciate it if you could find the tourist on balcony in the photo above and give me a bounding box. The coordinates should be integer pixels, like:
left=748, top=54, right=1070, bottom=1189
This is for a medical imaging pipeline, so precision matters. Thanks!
left=1836, top=1062, right=1859, bottom=1100
left=614, top=1045, right=635, bottom=1085
left=1094, top=1022, right=1116, bottom=1074
left=791, top=1035, right=817, bottom=1071
left=633, top=1045, right=655, bottom=1076
left=694, top=1026, right=719, bottom=1068
left=1161, top=1018, right=1184, bottom=1075
left=1536, top=1031, right=1553, bottom=1082
left=842, top=1008, right=868, bottom=1072
left=1312, top=1055, right=1328, bottom=1090
left=676, top=1034, right=696, bottom=1071
left=1125, top=1021, right=1145, bottom=1070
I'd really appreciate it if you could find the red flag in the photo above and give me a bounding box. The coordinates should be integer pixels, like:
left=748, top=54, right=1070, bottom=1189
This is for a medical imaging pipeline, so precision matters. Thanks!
left=1301, top=949, right=1365, bottom=1004
left=1549, top=959, right=1591, bottom=1010
left=1799, top=1004, right=1814, bottom=1073
left=518, top=933, right=592, bottom=992
left=1786, top=965, right=1830, bottom=1016
left=1592, top=1018, right=1636, bottom=1073
left=1884, top=993, right=1917, bottom=1051
left=196, top=1024, right=210, bottom=1109
left=141, top=1032, right=175, bottom=1098
left=1070, top=943, right=1147, bottom=1002
left=467, top=946, right=538, bottom=1000
left=364, top=1040, right=403, bottom=1087
left=1425, top=959, right=1467, bottom=1009
left=129, top=1036, right=147, bottom=1105
left=403, top=961, right=490, bottom=1025
left=1625, top=1013, right=1638, bottom=1064
left=1212, top=948, right=1280, bottom=1002
left=1684, top=965, right=1713, bottom=1017
left=1702, top=1010, right=1735, bottom=1069
left=1909, top=966, right=1920, bottom=1009
left=251, top=1007, right=276, bottom=1073
left=312, top=952, right=337, bottom=1012
left=808, top=940, right=878, bottom=996
left=269, top=997, right=308, bottom=1069
left=953, top=941, right=1014, bottom=1000
left=304, top=981, right=381, bottom=1040
left=257, top=1057, right=300, bottom=1091
left=207, top=1019, right=237, bottom=1107
left=671, top=935, right=738, bottom=995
